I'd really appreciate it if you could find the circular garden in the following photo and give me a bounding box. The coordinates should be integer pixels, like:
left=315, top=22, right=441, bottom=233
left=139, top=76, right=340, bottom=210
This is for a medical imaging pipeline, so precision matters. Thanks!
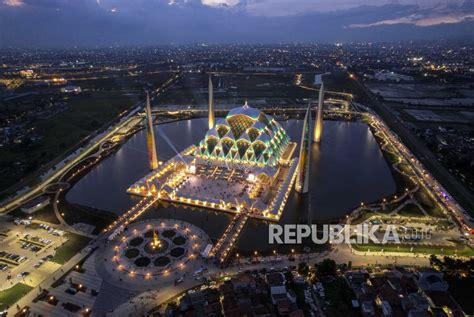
left=111, top=219, right=206, bottom=277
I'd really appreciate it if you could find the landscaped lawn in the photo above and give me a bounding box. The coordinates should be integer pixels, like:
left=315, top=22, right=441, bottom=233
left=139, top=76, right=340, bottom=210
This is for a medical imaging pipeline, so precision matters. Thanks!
left=0, top=283, right=33, bottom=310
left=398, top=203, right=425, bottom=217
left=125, top=248, right=140, bottom=259
left=415, top=189, right=446, bottom=218
left=51, top=233, right=91, bottom=264
left=351, top=242, right=474, bottom=257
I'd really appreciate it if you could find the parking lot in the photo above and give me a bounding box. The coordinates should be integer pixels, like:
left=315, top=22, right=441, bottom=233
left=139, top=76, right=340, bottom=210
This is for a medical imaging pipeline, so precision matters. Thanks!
left=0, top=220, right=67, bottom=290
left=27, top=255, right=101, bottom=317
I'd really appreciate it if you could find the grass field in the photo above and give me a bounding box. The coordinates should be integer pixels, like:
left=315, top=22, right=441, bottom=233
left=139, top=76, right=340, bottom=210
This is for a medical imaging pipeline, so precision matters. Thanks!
left=0, top=91, right=134, bottom=193
left=51, top=233, right=91, bottom=264
left=158, top=73, right=315, bottom=106
left=415, top=189, right=446, bottom=218
left=34, top=91, right=133, bottom=160
left=398, top=203, right=426, bottom=217
left=0, top=283, right=33, bottom=310
left=352, top=241, right=474, bottom=257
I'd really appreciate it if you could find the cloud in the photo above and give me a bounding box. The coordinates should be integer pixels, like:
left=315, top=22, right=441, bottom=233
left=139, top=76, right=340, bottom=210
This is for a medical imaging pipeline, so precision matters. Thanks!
left=349, top=13, right=474, bottom=28
left=241, top=0, right=468, bottom=17
left=201, top=0, right=240, bottom=7
left=0, top=0, right=472, bottom=47
left=3, top=0, right=23, bottom=6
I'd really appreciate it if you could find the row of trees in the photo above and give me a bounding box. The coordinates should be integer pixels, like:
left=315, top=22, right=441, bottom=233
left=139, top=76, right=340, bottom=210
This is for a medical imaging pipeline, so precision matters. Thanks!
left=429, top=254, right=474, bottom=275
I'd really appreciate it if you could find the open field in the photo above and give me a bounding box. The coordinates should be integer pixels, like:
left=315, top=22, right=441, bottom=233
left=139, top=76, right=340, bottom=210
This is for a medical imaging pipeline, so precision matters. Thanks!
left=0, top=283, right=33, bottom=311
left=351, top=241, right=474, bottom=257
left=0, top=91, right=134, bottom=194
left=51, top=233, right=91, bottom=265
left=158, top=72, right=315, bottom=107
left=0, top=72, right=174, bottom=195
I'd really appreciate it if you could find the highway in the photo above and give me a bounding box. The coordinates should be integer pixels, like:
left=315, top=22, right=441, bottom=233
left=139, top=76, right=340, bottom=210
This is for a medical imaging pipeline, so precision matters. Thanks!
left=351, top=75, right=474, bottom=219
left=363, top=111, right=473, bottom=238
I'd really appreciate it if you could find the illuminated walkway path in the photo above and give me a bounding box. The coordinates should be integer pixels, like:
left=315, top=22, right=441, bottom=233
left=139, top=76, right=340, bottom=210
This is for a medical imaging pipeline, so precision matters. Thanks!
left=105, top=196, right=160, bottom=237
left=210, top=211, right=249, bottom=264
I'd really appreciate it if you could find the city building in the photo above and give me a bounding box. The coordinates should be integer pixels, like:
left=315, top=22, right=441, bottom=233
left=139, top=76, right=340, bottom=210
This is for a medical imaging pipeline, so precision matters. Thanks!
left=21, top=196, right=50, bottom=214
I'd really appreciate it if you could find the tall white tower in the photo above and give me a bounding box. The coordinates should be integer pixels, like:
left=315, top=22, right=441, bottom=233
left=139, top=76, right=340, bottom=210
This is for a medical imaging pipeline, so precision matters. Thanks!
left=313, top=82, right=325, bottom=143
left=295, top=104, right=312, bottom=193
left=145, top=92, right=159, bottom=170
left=208, top=74, right=215, bottom=129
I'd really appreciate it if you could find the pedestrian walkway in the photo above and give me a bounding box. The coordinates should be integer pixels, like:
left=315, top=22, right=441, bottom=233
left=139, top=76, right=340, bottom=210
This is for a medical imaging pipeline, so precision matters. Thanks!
left=210, top=212, right=249, bottom=264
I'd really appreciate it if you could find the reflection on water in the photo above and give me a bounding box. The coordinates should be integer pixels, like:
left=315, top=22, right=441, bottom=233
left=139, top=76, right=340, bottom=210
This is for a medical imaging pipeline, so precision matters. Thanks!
left=67, top=118, right=395, bottom=251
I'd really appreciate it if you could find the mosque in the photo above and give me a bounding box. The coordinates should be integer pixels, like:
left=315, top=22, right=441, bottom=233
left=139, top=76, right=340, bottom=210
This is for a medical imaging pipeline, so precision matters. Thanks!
left=127, top=75, right=324, bottom=221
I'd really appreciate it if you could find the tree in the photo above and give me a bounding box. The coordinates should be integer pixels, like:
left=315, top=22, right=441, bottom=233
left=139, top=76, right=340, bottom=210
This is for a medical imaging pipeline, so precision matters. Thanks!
left=443, top=256, right=456, bottom=271
left=429, top=255, right=443, bottom=270
left=284, top=270, right=294, bottom=284
left=298, top=262, right=309, bottom=276
left=317, top=259, right=337, bottom=277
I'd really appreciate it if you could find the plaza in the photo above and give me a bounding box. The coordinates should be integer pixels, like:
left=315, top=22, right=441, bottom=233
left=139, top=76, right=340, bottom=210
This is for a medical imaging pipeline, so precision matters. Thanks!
left=128, top=104, right=298, bottom=221
left=98, top=219, right=211, bottom=287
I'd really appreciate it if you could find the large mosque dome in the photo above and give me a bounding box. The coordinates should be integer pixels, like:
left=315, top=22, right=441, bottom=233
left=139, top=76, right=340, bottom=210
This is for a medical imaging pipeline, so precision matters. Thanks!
left=195, top=104, right=290, bottom=166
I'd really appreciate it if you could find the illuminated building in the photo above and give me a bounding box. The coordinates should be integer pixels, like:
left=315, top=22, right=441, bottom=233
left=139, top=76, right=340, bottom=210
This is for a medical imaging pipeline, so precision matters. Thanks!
left=195, top=102, right=290, bottom=167
left=128, top=102, right=299, bottom=221
left=208, top=75, right=215, bottom=129
left=313, top=82, right=324, bottom=143
left=296, top=104, right=311, bottom=193
left=145, top=92, right=159, bottom=170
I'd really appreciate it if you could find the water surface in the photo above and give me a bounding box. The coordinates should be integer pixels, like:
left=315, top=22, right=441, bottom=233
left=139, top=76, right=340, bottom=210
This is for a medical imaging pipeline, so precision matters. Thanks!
left=67, top=118, right=396, bottom=251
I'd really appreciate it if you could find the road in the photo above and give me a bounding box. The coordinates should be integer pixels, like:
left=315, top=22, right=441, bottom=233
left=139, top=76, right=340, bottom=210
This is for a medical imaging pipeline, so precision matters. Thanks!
left=108, top=245, right=429, bottom=316
left=352, top=76, right=474, bottom=216
left=363, top=108, right=473, bottom=238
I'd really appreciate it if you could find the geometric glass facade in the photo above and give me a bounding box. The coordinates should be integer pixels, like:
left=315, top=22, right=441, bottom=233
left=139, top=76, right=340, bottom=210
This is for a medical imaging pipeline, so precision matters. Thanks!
left=195, top=104, right=290, bottom=166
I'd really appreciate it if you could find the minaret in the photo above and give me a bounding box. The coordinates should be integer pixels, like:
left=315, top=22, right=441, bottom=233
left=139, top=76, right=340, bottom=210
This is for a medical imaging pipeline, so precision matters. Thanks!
left=313, top=82, right=325, bottom=143
left=295, top=104, right=312, bottom=193
left=145, top=92, right=159, bottom=170
left=208, top=74, right=215, bottom=129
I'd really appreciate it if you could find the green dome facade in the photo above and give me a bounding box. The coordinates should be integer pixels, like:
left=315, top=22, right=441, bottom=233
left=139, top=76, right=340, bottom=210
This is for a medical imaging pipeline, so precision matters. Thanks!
left=195, top=105, right=290, bottom=166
